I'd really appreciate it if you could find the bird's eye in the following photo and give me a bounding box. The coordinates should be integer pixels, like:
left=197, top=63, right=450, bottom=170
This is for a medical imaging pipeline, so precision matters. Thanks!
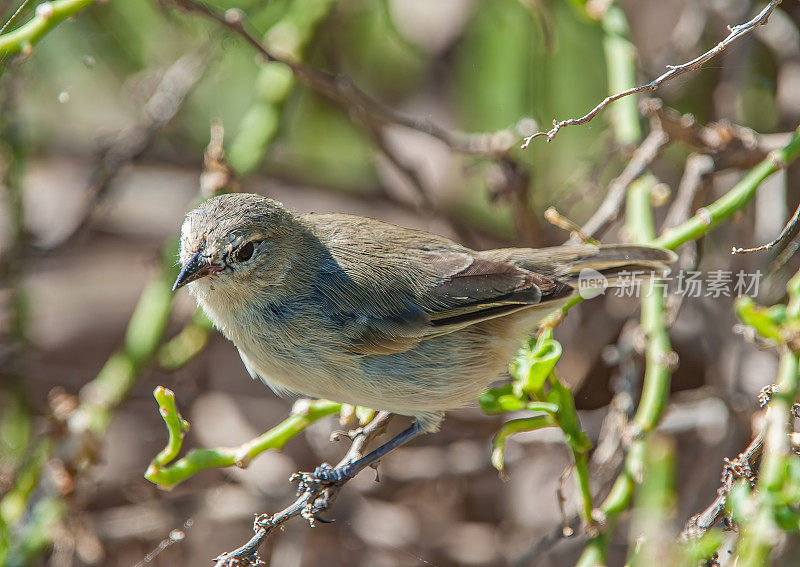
left=234, top=241, right=255, bottom=262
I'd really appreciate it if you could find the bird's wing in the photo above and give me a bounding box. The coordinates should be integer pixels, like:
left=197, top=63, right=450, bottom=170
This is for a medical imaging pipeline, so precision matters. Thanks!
left=306, top=215, right=572, bottom=355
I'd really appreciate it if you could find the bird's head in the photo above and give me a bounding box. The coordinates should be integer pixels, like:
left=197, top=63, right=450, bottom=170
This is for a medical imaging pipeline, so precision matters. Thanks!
left=174, top=193, right=308, bottom=299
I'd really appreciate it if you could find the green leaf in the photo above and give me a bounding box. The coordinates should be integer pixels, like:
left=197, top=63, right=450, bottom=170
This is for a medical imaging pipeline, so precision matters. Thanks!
left=479, top=384, right=518, bottom=414
left=490, top=415, right=557, bottom=479
left=735, top=297, right=782, bottom=342
left=727, top=481, right=753, bottom=525
left=510, top=334, right=563, bottom=397
left=680, top=529, right=725, bottom=564
left=773, top=503, right=800, bottom=532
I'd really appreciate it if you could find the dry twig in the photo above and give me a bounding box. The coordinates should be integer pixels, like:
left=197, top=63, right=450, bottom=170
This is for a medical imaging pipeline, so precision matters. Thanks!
left=522, top=1, right=783, bottom=146
left=642, top=99, right=792, bottom=170
left=681, top=385, right=800, bottom=540
left=681, top=430, right=764, bottom=540
left=545, top=206, right=596, bottom=244
left=663, top=154, right=715, bottom=231
left=568, top=128, right=670, bottom=243
left=732, top=201, right=800, bottom=255
left=168, top=0, right=522, bottom=159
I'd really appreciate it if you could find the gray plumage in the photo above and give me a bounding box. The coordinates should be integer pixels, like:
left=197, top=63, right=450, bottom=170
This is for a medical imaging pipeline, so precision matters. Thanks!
left=176, top=193, right=675, bottom=432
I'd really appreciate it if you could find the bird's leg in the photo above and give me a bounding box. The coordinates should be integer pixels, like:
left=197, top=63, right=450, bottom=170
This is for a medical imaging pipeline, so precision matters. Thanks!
left=311, top=420, right=424, bottom=484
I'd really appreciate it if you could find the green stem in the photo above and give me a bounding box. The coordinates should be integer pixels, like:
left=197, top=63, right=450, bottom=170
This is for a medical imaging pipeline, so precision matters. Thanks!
left=628, top=434, right=677, bottom=567
left=653, top=127, right=800, bottom=251
left=0, top=0, right=94, bottom=58
left=601, top=5, right=641, bottom=146
left=158, top=309, right=214, bottom=371
left=490, top=415, right=557, bottom=479
left=145, top=397, right=342, bottom=489
left=578, top=175, right=674, bottom=565
left=70, top=242, right=179, bottom=435
left=228, top=0, right=336, bottom=174
left=736, top=269, right=800, bottom=566
left=547, top=371, right=594, bottom=525
left=151, top=387, right=189, bottom=468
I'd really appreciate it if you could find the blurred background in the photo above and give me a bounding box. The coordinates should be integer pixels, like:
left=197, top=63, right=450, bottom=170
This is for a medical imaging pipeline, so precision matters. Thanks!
left=2, top=0, right=800, bottom=565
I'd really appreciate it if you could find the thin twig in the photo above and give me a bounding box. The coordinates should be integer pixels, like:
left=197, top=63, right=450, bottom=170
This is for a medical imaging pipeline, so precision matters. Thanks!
left=732, top=201, right=800, bottom=255
left=545, top=206, right=597, bottom=244
left=522, top=1, right=783, bottom=146
left=213, top=413, right=395, bottom=567
left=568, top=128, right=670, bottom=243
left=359, top=114, right=432, bottom=210
left=663, top=154, right=715, bottom=231
left=168, top=0, right=521, bottom=158
left=0, top=0, right=33, bottom=35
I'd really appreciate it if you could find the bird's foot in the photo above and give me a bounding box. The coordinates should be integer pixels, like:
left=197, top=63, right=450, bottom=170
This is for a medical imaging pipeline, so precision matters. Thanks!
left=291, top=462, right=352, bottom=494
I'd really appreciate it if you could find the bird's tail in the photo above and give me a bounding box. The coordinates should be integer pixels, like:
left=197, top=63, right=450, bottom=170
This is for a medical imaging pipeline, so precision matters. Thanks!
left=505, top=244, right=677, bottom=288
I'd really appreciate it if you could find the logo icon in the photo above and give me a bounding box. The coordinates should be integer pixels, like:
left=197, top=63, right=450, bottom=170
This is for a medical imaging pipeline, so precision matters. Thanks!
left=577, top=268, right=608, bottom=299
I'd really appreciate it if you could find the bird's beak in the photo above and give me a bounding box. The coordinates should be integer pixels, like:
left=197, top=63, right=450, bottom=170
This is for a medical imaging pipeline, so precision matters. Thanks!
left=173, top=251, right=224, bottom=291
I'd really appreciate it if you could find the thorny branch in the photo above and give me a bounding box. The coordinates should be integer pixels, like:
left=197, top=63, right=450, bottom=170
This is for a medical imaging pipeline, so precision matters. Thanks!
left=522, top=1, right=783, bottom=146
left=168, top=0, right=524, bottom=159
left=681, top=386, right=800, bottom=541
left=682, top=430, right=764, bottom=540
left=213, top=412, right=395, bottom=567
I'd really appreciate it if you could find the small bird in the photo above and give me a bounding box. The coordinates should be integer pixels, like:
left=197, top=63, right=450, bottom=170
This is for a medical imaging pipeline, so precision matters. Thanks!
left=174, top=193, right=674, bottom=481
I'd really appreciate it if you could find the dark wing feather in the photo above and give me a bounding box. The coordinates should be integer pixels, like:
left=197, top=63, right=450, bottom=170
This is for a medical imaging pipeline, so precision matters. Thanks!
left=425, top=254, right=565, bottom=326
left=342, top=253, right=570, bottom=355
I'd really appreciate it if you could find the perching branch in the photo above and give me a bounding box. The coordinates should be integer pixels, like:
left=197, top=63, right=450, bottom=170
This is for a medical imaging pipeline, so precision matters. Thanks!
left=213, top=412, right=395, bottom=567
left=167, top=0, right=524, bottom=159
left=522, top=1, right=783, bottom=146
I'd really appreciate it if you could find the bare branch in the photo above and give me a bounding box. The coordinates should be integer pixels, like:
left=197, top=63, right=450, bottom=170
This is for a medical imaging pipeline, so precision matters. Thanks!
left=213, top=413, right=395, bottom=567
left=168, top=0, right=522, bottom=158
left=522, top=1, right=783, bottom=147
left=663, top=154, right=715, bottom=231
left=642, top=98, right=792, bottom=170
left=681, top=430, right=764, bottom=540
left=732, top=201, right=800, bottom=255
left=567, top=128, right=670, bottom=243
